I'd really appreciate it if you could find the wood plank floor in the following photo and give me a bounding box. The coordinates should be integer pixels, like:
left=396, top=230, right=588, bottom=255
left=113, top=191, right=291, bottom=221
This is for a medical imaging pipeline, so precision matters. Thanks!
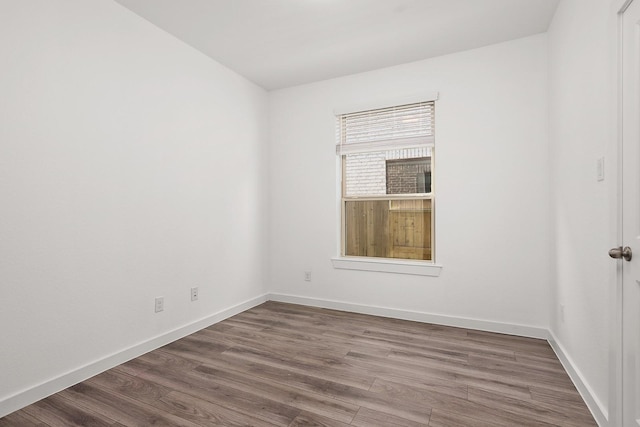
left=0, top=301, right=597, bottom=426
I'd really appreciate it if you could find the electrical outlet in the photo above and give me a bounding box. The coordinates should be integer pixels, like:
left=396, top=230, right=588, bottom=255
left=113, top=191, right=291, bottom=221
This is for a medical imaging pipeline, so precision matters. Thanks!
left=155, top=297, right=164, bottom=313
left=304, top=270, right=312, bottom=282
left=560, top=304, right=565, bottom=322
left=191, top=287, right=199, bottom=301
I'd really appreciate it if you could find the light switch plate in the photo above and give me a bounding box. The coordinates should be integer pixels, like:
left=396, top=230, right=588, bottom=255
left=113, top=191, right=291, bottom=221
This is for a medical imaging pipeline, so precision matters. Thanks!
left=597, top=157, right=605, bottom=181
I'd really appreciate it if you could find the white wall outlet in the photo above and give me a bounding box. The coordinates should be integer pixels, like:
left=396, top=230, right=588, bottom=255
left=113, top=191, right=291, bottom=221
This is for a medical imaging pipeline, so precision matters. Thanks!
left=597, top=157, right=604, bottom=181
left=304, top=270, right=312, bottom=282
left=560, top=304, right=565, bottom=322
left=155, top=297, right=164, bottom=313
left=191, top=287, right=199, bottom=301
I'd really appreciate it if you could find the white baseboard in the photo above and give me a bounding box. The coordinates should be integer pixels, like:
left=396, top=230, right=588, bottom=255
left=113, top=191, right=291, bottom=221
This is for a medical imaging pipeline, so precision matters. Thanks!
left=268, top=293, right=548, bottom=339
left=270, top=293, right=608, bottom=425
left=1, top=292, right=607, bottom=427
left=547, top=331, right=607, bottom=427
left=0, top=293, right=268, bottom=419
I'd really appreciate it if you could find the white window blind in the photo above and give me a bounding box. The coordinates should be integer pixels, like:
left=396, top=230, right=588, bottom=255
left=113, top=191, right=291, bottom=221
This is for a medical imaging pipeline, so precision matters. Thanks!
left=336, top=101, right=435, bottom=155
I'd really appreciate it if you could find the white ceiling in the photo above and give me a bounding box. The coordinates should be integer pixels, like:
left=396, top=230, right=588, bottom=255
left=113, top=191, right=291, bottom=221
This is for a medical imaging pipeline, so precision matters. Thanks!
left=114, top=0, right=560, bottom=91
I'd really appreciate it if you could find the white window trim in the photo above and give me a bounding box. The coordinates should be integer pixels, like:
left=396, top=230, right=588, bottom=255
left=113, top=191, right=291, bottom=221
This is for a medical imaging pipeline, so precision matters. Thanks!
left=332, top=93, right=442, bottom=275
left=331, top=256, right=442, bottom=277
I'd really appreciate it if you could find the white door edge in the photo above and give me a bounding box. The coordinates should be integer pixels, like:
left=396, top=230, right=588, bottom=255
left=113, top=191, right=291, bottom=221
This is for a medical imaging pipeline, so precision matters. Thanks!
left=609, top=0, right=634, bottom=425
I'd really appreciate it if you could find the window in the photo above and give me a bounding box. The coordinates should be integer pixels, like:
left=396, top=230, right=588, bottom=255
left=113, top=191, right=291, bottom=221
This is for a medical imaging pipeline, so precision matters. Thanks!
left=336, top=101, right=434, bottom=262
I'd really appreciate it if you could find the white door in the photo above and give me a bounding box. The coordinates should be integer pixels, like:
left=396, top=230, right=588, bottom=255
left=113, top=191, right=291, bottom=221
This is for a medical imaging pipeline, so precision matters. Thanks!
left=620, top=0, right=640, bottom=424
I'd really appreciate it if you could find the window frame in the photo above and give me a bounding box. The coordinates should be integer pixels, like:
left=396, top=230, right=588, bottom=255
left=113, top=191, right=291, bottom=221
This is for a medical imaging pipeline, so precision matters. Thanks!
left=332, top=94, right=442, bottom=275
left=339, top=152, right=435, bottom=261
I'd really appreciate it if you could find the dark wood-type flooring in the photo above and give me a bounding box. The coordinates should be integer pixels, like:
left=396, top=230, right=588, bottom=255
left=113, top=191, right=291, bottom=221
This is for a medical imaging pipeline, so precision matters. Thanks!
left=0, top=301, right=597, bottom=426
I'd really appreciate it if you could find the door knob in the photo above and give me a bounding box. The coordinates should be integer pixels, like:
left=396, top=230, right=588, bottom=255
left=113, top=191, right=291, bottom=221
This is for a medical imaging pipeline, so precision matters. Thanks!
left=609, top=246, right=632, bottom=261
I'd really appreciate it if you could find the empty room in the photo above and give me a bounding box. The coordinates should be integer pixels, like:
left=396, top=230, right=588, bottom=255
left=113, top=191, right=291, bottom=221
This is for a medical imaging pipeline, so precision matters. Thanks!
left=1, top=0, right=638, bottom=426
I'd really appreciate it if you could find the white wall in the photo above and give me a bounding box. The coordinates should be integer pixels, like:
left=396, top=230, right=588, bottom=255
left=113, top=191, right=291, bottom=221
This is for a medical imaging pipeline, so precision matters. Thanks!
left=548, top=0, right=611, bottom=417
left=0, top=0, right=268, bottom=411
left=1, top=0, right=613, bottom=420
left=268, top=35, right=551, bottom=331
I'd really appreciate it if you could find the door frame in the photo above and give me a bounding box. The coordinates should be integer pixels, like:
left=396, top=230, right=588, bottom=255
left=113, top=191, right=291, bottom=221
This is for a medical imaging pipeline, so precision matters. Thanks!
left=610, top=0, right=634, bottom=425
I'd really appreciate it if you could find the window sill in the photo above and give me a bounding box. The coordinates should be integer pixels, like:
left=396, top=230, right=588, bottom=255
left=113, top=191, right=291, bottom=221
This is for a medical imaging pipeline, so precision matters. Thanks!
left=330, top=257, right=442, bottom=277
